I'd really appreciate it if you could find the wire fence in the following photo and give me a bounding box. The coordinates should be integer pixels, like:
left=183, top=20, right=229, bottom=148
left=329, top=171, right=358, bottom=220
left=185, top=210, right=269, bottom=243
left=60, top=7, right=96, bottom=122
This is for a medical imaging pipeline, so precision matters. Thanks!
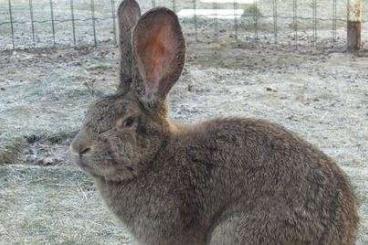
left=0, top=0, right=367, bottom=51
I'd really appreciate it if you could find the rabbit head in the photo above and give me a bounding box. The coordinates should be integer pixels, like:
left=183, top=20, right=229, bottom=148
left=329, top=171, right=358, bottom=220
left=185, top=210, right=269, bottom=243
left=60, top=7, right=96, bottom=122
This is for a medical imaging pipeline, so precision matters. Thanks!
left=70, top=0, right=185, bottom=182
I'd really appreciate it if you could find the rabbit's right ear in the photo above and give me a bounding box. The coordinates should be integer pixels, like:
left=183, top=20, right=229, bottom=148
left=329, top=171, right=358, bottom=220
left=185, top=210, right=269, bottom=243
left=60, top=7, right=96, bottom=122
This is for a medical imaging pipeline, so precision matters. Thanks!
left=117, top=0, right=141, bottom=92
left=132, top=8, right=185, bottom=107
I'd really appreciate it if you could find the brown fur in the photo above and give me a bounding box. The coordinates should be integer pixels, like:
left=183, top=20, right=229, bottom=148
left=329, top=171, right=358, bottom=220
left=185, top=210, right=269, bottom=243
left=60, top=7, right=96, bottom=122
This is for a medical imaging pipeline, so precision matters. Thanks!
left=70, top=1, right=359, bottom=244
left=117, top=0, right=141, bottom=92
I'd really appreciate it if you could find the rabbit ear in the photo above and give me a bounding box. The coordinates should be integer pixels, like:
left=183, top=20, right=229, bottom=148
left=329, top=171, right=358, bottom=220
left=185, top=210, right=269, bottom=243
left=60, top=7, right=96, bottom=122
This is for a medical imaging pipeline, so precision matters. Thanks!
left=118, top=0, right=141, bottom=92
left=132, top=8, right=185, bottom=104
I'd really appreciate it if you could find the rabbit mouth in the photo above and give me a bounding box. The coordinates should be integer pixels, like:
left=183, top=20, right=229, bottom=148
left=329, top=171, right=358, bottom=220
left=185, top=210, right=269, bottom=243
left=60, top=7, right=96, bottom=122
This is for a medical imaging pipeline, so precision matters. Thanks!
left=74, top=154, right=123, bottom=179
left=74, top=157, right=94, bottom=172
left=72, top=153, right=99, bottom=173
left=75, top=158, right=106, bottom=180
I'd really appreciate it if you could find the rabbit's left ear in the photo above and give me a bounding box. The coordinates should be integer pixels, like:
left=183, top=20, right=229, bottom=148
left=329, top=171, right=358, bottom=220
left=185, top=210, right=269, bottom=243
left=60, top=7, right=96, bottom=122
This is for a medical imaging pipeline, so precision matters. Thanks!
left=117, top=0, right=141, bottom=93
left=133, top=8, right=185, bottom=104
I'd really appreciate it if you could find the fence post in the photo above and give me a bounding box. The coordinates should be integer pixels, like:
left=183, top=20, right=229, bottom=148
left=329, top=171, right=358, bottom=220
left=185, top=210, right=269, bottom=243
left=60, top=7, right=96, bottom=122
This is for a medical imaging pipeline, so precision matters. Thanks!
left=213, top=0, right=218, bottom=42
left=272, top=0, right=278, bottom=44
left=192, top=0, right=198, bottom=41
left=90, top=0, right=97, bottom=47
left=8, top=0, right=15, bottom=49
left=111, top=0, right=117, bottom=46
left=293, top=0, right=298, bottom=49
left=233, top=0, right=238, bottom=42
left=312, top=0, right=317, bottom=47
left=253, top=0, right=258, bottom=42
left=49, top=0, right=56, bottom=46
left=347, top=0, right=362, bottom=51
left=70, top=0, right=76, bottom=46
left=332, top=0, right=337, bottom=44
left=29, top=0, right=36, bottom=45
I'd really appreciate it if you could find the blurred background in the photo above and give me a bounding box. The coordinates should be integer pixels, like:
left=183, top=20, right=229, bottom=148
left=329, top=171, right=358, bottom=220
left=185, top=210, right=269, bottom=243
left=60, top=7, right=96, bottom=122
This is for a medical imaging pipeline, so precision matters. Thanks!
left=0, top=0, right=367, bottom=49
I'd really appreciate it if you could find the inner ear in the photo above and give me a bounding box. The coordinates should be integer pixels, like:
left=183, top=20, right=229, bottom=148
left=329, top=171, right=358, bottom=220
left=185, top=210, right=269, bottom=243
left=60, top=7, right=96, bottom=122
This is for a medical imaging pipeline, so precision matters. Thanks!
left=136, top=23, right=176, bottom=93
left=133, top=8, right=185, bottom=102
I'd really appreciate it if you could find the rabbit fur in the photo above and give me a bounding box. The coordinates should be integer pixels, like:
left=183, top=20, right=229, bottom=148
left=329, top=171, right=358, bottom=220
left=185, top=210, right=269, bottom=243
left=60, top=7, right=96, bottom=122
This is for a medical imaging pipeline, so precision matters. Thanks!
left=70, top=0, right=359, bottom=244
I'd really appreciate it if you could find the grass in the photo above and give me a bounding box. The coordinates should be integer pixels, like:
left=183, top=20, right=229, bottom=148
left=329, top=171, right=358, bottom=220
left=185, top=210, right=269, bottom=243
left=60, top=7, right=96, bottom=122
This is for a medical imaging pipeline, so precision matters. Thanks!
left=0, top=164, right=131, bottom=244
left=0, top=137, right=26, bottom=165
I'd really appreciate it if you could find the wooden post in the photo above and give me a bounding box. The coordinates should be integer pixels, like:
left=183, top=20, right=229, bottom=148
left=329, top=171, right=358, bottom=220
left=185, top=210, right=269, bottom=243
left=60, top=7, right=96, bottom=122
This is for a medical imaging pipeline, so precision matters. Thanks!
left=347, top=0, right=362, bottom=51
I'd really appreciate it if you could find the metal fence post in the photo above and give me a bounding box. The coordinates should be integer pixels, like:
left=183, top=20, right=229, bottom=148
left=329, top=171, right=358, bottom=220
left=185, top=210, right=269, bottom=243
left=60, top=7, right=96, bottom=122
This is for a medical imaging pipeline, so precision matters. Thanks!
left=70, top=0, right=76, bottom=46
left=49, top=0, right=56, bottom=46
left=233, top=0, right=238, bottom=42
left=293, top=0, right=298, bottom=49
left=29, top=0, right=36, bottom=45
left=332, top=0, right=337, bottom=44
left=192, top=0, right=198, bottom=42
left=312, top=0, right=317, bottom=47
left=347, top=0, right=362, bottom=51
left=90, top=0, right=97, bottom=47
left=213, top=0, right=218, bottom=42
left=111, top=0, right=117, bottom=46
left=273, top=0, right=278, bottom=44
left=8, top=0, right=15, bottom=49
left=254, top=0, right=258, bottom=42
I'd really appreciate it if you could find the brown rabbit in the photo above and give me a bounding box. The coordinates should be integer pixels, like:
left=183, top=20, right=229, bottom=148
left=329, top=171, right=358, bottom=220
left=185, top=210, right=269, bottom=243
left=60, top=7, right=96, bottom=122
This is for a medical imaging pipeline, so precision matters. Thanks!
left=70, top=0, right=359, bottom=244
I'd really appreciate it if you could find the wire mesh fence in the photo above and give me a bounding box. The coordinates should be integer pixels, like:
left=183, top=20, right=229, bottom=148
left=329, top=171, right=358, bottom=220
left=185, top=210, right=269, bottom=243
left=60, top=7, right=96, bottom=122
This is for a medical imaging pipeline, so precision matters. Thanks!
left=0, top=0, right=367, bottom=51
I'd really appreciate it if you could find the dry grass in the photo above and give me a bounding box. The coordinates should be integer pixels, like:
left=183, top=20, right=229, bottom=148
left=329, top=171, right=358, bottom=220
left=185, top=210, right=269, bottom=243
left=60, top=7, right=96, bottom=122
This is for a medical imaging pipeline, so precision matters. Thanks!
left=0, top=137, right=26, bottom=165
left=0, top=36, right=367, bottom=244
left=0, top=164, right=130, bottom=244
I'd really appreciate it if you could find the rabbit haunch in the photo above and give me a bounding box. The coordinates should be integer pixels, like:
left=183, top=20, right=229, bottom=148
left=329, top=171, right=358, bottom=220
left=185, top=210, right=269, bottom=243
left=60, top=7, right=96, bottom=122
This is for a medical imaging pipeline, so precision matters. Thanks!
left=70, top=0, right=359, bottom=244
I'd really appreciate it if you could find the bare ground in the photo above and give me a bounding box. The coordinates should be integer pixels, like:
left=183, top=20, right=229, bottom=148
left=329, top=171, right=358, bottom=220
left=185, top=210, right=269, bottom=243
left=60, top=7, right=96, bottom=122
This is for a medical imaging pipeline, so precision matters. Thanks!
left=0, top=41, right=368, bottom=244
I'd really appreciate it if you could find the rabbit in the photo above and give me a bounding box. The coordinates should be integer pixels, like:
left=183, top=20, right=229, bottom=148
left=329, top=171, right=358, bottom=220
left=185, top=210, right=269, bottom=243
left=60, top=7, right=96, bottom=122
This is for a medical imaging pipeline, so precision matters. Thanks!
left=70, top=0, right=359, bottom=244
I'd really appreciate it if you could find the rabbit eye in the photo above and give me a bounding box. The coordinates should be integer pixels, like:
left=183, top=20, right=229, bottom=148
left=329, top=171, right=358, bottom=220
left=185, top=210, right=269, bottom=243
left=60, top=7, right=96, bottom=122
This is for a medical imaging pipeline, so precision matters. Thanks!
left=117, top=116, right=137, bottom=129
left=123, top=117, right=135, bottom=128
